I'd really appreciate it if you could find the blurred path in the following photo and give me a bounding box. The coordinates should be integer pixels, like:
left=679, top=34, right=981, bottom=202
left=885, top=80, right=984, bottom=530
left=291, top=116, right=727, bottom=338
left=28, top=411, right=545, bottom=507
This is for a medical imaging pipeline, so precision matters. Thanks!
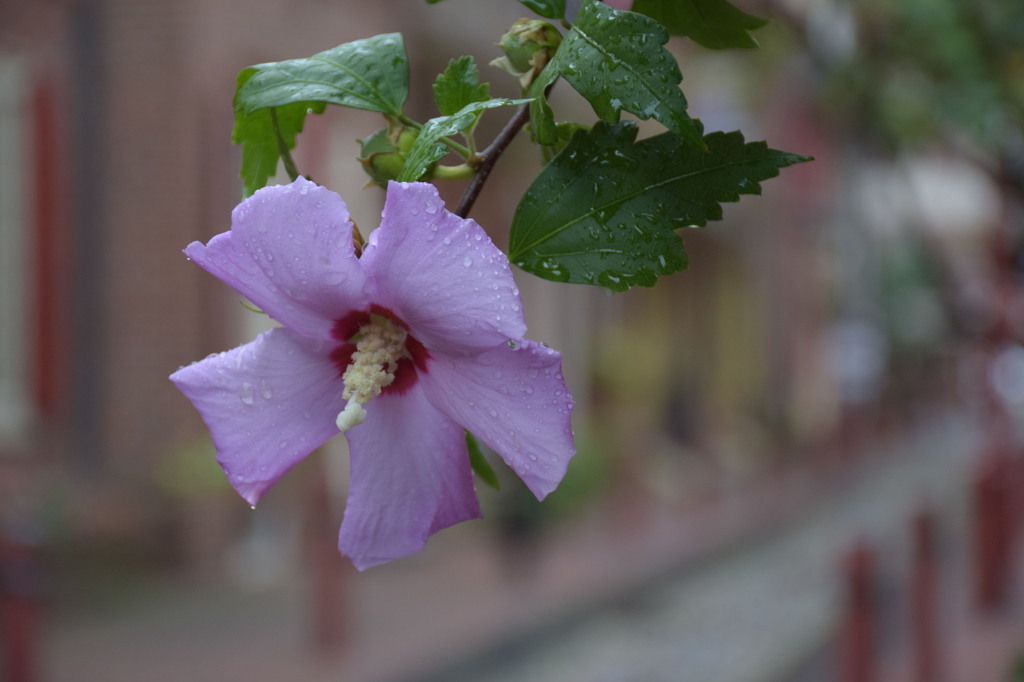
left=42, top=412, right=1013, bottom=682
left=417, top=413, right=1005, bottom=682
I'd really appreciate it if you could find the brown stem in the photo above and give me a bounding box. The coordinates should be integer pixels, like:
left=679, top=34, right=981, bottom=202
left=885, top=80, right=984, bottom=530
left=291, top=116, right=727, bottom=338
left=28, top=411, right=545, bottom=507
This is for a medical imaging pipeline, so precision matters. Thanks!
left=454, top=103, right=532, bottom=219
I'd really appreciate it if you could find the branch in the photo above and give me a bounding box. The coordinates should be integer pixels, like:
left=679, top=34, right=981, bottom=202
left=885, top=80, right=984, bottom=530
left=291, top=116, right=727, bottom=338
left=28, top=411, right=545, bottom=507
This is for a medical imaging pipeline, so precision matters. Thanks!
left=455, top=103, right=531, bottom=219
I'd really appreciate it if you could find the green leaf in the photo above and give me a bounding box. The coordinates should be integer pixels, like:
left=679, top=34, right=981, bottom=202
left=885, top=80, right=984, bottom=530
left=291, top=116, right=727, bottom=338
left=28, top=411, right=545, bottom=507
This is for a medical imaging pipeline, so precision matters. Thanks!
left=466, top=431, right=500, bottom=490
left=509, top=121, right=812, bottom=291
left=529, top=72, right=559, bottom=145
left=632, top=0, right=769, bottom=49
left=518, top=0, right=567, bottom=20
left=235, top=34, right=409, bottom=117
left=541, top=121, right=590, bottom=163
left=530, top=0, right=705, bottom=150
left=434, top=57, right=491, bottom=116
left=231, top=68, right=325, bottom=198
left=397, top=98, right=531, bottom=182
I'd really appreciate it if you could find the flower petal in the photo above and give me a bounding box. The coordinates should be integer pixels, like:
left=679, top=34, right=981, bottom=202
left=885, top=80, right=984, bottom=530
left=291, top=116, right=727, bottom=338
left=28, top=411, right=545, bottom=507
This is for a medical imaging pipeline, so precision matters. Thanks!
left=339, top=382, right=481, bottom=570
left=420, top=340, right=575, bottom=500
left=185, top=178, right=369, bottom=340
left=361, top=182, right=527, bottom=355
left=170, top=327, right=345, bottom=506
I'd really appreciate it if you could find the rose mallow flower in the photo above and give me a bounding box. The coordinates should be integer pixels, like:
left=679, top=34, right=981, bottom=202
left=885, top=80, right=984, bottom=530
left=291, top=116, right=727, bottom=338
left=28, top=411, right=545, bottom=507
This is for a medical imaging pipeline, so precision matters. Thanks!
left=170, top=178, right=576, bottom=569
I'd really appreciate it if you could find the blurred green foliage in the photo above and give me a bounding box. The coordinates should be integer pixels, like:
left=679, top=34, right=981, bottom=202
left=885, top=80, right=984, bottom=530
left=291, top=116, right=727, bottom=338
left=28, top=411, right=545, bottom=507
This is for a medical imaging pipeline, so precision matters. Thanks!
left=824, top=0, right=1024, bottom=153
left=1009, top=649, right=1024, bottom=682
left=481, top=424, right=612, bottom=527
left=156, top=439, right=230, bottom=500
left=540, top=427, right=612, bottom=519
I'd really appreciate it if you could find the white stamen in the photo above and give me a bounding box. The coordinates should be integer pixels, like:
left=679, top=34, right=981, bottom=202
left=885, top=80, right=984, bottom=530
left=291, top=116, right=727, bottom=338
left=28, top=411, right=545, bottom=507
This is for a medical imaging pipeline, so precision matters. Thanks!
left=336, top=397, right=367, bottom=432
left=335, top=317, right=407, bottom=431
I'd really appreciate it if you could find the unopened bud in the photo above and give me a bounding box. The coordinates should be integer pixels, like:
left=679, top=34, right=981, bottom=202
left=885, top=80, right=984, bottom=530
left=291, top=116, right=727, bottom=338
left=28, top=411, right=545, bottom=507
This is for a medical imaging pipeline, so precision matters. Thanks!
left=357, top=124, right=419, bottom=188
left=491, top=19, right=562, bottom=90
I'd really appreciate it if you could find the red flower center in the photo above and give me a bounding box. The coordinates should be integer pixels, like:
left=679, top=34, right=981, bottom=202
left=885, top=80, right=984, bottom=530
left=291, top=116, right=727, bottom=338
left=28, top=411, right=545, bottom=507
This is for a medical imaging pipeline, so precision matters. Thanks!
left=330, top=305, right=430, bottom=396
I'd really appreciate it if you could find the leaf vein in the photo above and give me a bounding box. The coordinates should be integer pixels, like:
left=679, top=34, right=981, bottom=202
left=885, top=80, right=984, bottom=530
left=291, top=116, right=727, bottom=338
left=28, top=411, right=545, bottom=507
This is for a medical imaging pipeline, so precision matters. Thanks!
left=515, top=156, right=758, bottom=256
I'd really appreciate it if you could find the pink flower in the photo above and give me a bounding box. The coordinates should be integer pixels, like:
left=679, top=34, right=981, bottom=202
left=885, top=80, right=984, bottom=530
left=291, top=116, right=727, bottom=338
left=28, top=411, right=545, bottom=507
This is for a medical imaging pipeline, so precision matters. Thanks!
left=170, top=178, right=576, bottom=569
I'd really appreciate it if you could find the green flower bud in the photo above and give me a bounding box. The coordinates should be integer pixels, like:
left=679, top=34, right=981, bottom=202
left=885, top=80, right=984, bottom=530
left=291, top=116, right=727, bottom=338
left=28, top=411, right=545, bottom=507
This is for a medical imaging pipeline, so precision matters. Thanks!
left=358, top=125, right=418, bottom=188
left=492, top=19, right=562, bottom=90
left=396, top=127, right=417, bottom=155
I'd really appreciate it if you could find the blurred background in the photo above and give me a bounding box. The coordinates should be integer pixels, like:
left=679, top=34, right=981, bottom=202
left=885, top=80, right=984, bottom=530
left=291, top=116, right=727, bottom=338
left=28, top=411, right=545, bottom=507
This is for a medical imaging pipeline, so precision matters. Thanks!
left=1, top=0, right=1024, bottom=679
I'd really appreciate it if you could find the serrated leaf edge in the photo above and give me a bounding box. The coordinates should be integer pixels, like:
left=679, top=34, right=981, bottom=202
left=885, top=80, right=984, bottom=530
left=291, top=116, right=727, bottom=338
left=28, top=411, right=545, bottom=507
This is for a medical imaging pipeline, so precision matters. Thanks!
left=509, top=127, right=811, bottom=263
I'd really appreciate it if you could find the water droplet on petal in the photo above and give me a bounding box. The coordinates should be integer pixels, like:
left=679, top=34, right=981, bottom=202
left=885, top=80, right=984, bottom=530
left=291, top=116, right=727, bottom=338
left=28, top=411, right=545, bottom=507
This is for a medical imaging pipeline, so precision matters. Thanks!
left=259, top=379, right=273, bottom=400
left=463, top=257, right=473, bottom=267
left=239, top=383, right=254, bottom=405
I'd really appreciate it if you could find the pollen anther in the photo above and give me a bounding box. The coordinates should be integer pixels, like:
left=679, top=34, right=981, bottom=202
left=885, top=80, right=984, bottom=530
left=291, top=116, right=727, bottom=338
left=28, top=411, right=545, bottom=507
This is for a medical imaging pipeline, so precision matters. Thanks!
left=336, top=317, right=406, bottom=432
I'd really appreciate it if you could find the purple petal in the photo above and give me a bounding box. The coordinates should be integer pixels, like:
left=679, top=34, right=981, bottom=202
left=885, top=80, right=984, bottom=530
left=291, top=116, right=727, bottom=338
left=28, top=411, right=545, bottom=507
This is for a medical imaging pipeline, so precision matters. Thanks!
left=170, top=327, right=345, bottom=506
left=361, top=182, right=527, bottom=355
left=339, top=382, right=481, bottom=570
left=421, top=340, right=575, bottom=500
left=185, top=178, right=369, bottom=340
